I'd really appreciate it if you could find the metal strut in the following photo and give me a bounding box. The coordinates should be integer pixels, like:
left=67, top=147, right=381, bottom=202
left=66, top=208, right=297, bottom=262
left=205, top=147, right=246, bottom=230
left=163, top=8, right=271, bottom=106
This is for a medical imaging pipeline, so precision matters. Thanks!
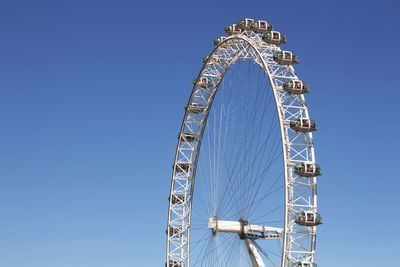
left=245, top=238, right=266, bottom=267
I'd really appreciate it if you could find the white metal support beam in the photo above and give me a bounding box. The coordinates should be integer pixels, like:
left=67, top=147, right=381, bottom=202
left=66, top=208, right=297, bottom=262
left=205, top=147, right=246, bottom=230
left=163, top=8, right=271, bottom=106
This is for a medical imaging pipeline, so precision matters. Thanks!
left=208, top=217, right=283, bottom=238
left=245, top=238, right=266, bottom=267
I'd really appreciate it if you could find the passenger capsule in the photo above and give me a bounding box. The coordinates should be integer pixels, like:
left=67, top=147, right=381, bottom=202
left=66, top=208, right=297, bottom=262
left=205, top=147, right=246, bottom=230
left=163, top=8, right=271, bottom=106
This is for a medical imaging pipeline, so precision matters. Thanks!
left=168, top=226, right=182, bottom=237
left=262, top=31, right=287, bottom=45
left=237, top=18, right=255, bottom=30
left=213, top=36, right=227, bottom=46
left=180, top=132, right=197, bottom=142
left=224, top=24, right=242, bottom=35
left=193, top=77, right=214, bottom=89
left=294, top=162, right=321, bottom=177
left=290, top=118, right=317, bottom=132
left=176, top=162, right=190, bottom=173
left=273, top=51, right=299, bottom=65
left=251, top=20, right=273, bottom=33
left=166, top=260, right=182, bottom=267
left=295, top=210, right=323, bottom=226
left=170, top=194, right=185, bottom=204
left=289, top=261, right=317, bottom=267
left=186, top=103, right=206, bottom=114
left=283, top=80, right=309, bottom=95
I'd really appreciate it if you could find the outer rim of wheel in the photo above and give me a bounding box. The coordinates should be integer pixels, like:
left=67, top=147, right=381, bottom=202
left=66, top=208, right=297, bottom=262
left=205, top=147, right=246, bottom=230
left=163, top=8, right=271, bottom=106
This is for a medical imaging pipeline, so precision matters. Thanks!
left=166, top=29, right=318, bottom=267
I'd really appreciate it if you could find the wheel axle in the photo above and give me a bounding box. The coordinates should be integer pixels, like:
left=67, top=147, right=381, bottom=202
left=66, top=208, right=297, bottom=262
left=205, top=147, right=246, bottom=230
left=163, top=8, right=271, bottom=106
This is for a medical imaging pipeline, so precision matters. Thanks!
left=208, top=217, right=283, bottom=240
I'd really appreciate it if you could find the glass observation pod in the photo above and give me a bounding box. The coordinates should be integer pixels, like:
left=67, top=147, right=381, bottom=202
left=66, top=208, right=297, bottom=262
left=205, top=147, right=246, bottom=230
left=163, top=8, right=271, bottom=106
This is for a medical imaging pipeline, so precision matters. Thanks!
left=283, top=79, right=309, bottom=95
left=224, top=24, right=242, bottom=35
left=294, top=162, right=322, bottom=177
left=166, top=260, right=182, bottom=267
left=213, top=36, right=227, bottom=46
left=186, top=103, right=206, bottom=114
left=263, top=31, right=287, bottom=45
left=170, top=194, right=185, bottom=205
left=295, top=210, right=323, bottom=227
left=175, top=162, right=190, bottom=173
left=273, top=50, right=299, bottom=65
left=168, top=226, right=182, bottom=237
left=180, top=132, right=197, bottom=143
left=193, top=77, right=214, bottom=89
left=290, top=118, right=317, bottom=132
left=289, top=261, right=318, bottom=267
left=237, top=18, right=255, bottom=30
left=251, top=20, right=273, bottom=33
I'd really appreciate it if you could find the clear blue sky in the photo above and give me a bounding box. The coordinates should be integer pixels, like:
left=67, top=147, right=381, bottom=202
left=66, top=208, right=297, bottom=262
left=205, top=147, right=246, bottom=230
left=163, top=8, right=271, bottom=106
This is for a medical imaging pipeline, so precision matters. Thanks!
left=0, top=0, right=399, bottom=266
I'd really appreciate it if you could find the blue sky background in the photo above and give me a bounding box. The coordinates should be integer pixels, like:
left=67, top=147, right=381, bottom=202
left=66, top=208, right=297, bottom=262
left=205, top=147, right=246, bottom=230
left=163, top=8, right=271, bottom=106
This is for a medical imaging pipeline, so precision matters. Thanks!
left=0, top=0, right=399, bottom=266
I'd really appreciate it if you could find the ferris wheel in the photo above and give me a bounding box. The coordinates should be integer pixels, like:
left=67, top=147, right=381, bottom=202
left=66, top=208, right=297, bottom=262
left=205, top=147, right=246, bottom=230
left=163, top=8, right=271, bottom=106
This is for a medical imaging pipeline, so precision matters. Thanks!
left=166, top=18, right=323, bottom=267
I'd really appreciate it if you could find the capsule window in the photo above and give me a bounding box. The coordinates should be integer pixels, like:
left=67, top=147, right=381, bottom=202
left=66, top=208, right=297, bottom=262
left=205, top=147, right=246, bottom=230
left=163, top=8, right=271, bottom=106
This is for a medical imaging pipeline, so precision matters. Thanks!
left=171, top=194, right=184, bottom=204
left=176, top=163, right=189, bottom=173
left=306, top=164, right=313, bottom=172
left=186, top=104, right=206, bottom=114
left=169, top=227, right=182, bottom=237
left=260, top=21, right=266, bottom=28
left=301, top=119, right=310, bottom=127
left=295, top=81, right=302, bottom=89
left=245, top=19, right=253, bottom=26
left=181, top=132, right=196, bottom=143
left=284, top=52, right=292, bottom=60
left=273, top=32, right=280, bottom=39
left=168, top=260, right=182, bottom=267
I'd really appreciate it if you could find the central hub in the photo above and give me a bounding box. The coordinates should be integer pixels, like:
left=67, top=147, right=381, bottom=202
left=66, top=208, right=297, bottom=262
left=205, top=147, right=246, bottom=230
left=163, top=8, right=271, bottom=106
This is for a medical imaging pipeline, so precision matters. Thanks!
left=238, top=218, right=249, bottom=239
left=208, top=217, right=283, bottom=240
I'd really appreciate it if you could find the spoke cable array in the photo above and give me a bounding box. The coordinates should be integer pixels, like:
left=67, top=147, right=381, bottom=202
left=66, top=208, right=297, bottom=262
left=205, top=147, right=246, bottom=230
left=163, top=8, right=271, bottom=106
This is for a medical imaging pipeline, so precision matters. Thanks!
left=167, top=18, right=322, bottom=267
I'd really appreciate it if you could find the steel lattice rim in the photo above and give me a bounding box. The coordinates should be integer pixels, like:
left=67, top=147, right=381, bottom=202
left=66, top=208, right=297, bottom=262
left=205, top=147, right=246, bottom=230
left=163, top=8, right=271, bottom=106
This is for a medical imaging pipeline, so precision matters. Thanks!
left=167, top=23, right=320, bottom=267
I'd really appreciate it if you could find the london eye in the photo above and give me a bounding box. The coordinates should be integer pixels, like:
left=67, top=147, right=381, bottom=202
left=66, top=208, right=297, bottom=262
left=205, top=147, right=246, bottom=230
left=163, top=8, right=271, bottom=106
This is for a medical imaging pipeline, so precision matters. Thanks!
left=166, top=18, right=322, bottom=267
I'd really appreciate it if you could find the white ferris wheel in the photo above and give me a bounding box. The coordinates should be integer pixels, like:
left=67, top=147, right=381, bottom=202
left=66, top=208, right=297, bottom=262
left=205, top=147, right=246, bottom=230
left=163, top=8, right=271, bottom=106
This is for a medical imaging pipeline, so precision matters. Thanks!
left=166, top=18, right=323, bottom=267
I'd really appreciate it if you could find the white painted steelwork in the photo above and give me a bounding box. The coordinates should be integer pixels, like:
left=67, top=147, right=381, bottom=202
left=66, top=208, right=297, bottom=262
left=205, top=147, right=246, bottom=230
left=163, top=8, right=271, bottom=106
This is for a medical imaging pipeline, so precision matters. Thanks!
left=208, top=218, right=283, bottom=237
left=166, top=19, right=321, bottom=267
left=245, top=238, right=266, bottom=267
